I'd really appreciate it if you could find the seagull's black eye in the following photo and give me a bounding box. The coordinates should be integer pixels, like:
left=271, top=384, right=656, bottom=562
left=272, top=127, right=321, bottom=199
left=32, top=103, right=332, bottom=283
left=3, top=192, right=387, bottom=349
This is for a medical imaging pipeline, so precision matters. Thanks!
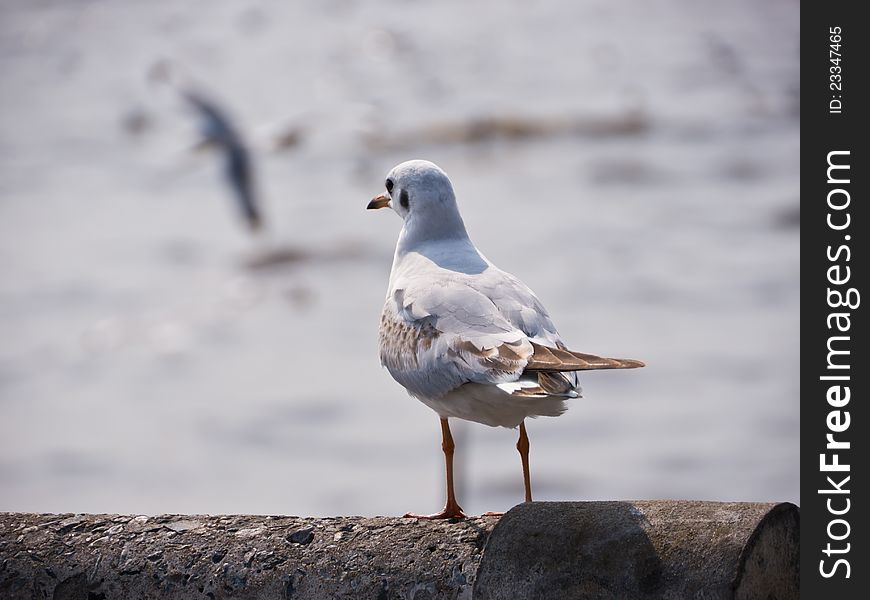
left=385, top=178, right=394, bottom=193
left=399, top=189, right=410, bottom=209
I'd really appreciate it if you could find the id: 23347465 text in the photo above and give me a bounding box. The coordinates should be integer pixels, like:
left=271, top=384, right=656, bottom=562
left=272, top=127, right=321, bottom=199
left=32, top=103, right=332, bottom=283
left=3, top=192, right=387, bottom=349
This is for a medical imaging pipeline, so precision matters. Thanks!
left=829, top=26, right=844, bottom=114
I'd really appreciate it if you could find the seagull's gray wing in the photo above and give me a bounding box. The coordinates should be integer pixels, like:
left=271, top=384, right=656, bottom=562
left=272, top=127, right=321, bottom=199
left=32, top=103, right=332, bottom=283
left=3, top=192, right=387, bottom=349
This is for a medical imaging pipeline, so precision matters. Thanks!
left=471, top=267, right=563, bottom=345
left=379, top=263, right=644, bottom=400
left=379, top=277, right=535, bottom=399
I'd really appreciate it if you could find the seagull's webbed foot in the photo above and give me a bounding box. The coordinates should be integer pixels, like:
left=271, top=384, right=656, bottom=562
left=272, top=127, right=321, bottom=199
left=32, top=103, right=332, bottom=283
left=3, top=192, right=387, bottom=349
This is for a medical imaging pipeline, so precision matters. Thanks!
left=404, top=500, right=466, bottom=520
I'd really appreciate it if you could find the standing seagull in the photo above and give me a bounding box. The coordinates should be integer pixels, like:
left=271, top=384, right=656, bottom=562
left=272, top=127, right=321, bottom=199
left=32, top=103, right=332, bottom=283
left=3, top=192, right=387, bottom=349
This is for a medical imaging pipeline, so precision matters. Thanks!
left=368, top=160, right=644, bottom=519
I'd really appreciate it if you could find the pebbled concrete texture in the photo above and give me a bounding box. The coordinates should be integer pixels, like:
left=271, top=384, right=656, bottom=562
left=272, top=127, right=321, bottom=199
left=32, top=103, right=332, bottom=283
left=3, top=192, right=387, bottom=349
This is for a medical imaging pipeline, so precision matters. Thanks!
left=0, top=513, right=497, bottom=599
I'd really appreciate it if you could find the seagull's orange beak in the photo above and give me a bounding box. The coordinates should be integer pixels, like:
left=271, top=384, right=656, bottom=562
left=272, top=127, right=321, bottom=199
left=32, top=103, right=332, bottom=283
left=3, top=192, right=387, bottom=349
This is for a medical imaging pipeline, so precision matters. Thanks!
left=367, top=194, right=390, bottom=210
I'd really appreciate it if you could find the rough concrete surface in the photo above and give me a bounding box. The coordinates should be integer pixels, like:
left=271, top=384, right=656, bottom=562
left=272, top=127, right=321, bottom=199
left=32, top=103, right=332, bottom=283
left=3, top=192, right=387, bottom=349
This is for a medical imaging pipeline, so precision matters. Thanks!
left=0, top=502, right=799, bottom=599
left=0, top=513, right=497, bottom=599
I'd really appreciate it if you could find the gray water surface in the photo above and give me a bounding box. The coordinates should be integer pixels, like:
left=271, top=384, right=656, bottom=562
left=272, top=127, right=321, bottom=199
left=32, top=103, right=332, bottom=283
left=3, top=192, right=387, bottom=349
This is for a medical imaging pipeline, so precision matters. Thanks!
left=0, top=0, right=799, bottom=516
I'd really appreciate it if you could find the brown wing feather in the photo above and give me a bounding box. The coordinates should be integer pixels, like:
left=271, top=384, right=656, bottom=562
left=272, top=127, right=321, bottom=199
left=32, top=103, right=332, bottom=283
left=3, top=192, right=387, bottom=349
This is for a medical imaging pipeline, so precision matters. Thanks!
left=526, top=341, right=645, bottom=371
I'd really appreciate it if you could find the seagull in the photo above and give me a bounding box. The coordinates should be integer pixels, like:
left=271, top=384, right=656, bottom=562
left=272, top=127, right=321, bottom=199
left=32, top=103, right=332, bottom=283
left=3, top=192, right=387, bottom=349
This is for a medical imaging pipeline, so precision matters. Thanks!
left=182, top=90, right=262, bottom=232
left=149, top=60, right=262, bottom=231
left=368, top=160, right=644, bottom=519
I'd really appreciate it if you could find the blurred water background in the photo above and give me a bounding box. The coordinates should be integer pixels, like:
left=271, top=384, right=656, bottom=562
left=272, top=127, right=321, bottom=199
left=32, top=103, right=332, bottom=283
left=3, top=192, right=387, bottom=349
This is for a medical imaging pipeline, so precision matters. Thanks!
left=0, top=0, right=799, bottom=516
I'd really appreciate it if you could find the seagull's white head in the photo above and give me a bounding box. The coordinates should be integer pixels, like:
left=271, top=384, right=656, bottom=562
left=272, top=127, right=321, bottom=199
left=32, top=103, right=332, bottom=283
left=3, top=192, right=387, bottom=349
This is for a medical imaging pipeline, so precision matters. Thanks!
left=367, top=160, right=468, bottom=243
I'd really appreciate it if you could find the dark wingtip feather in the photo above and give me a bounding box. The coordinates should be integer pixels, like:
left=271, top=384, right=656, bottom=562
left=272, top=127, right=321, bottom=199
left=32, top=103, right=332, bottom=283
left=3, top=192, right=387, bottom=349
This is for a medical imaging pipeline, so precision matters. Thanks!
left=526, top=342, right=645, bottom=372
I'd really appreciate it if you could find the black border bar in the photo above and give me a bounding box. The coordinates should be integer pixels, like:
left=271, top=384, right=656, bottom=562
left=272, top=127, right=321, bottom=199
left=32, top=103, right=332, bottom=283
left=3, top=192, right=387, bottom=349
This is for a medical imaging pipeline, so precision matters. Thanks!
left=802, top=3, right=868, bottom=596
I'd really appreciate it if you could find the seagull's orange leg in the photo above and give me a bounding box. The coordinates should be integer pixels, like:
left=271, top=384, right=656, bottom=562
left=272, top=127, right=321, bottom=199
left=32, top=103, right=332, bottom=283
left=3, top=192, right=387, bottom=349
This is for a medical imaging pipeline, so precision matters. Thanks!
left=405, top=418, right=467, bottom=520
left=482, top=421, right=533, bottom=517
left=518, top=420, right=532, bottom=502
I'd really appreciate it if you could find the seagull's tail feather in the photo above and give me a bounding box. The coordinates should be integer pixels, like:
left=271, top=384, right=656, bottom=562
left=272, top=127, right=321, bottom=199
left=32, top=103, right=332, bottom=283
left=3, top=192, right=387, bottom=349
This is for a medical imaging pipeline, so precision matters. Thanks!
left=525, top=342, right=645, bottom=372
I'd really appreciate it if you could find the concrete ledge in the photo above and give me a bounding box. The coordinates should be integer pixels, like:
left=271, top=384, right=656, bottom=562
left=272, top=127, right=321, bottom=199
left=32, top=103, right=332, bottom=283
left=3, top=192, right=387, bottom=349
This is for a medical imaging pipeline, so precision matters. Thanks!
left=0, top=501, right=798, bottom=599
left=0, top=513, right=495, bottom=599
left=475, top=501, right=799, bottom=599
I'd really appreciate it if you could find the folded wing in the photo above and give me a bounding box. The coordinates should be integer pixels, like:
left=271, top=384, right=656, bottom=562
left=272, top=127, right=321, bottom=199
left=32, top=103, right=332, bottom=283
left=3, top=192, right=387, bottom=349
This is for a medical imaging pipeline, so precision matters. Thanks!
left=380, top=279, right=644, bottom=402
left=526, top=342, right=645, bottom=371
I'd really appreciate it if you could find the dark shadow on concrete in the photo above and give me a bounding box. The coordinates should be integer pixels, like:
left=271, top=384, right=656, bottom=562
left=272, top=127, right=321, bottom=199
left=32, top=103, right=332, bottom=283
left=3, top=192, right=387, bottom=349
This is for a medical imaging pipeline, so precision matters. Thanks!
left=473, top=500, right=799, bottom=600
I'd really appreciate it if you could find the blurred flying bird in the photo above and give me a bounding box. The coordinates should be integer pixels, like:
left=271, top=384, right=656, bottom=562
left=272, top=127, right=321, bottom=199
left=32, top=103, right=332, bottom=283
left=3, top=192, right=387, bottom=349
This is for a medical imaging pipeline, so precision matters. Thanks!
left=147, top=61, right=366, bottom=275
left=150, top=60, right=262, bottom=232
left=183, top=89, right=262, bottom=232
